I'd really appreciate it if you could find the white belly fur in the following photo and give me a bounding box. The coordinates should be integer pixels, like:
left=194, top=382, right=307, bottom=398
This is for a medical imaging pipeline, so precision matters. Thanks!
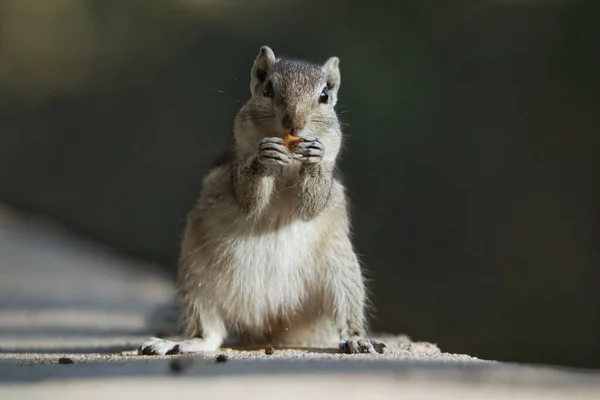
left=218, top=206, right=323, bottom=332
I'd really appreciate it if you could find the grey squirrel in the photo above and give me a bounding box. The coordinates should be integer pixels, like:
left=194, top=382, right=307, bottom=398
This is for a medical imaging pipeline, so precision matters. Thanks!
left=139, top=46, right=387, bottom=355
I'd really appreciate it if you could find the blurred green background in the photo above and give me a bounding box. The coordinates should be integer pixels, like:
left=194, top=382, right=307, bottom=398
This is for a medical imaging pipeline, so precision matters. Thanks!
left=0, top=0, right=598, bottom=368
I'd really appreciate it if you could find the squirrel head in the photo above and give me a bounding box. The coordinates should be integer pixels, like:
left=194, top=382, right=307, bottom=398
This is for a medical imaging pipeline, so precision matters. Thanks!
left=243, top=46, right=341, bottom=138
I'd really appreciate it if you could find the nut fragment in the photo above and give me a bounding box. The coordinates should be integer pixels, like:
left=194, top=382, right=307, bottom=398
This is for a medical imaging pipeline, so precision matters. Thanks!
left=265, top=347, right=275, bottom=355
left=58, top=357, right=74, bottom=364
left=283, top=133, right=302, bottom=149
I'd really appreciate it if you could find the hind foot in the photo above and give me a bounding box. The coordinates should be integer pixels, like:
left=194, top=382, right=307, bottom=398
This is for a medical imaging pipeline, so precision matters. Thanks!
left=138, top=337, right=221, bottom=355
left=339, top=338, right=388, bottom=354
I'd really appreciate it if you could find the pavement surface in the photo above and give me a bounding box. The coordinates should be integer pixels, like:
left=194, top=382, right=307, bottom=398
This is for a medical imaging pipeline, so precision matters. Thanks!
left=1, top=203, right=599, bottom=399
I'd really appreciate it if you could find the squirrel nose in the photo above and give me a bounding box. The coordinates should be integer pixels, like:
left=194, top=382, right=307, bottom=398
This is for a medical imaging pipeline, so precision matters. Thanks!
left=282, top=114, right=305, bottom=133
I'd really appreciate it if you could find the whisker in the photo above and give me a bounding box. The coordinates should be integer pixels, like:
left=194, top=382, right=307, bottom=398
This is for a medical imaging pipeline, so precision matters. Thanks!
left=208, top=87, right=226, bottom=94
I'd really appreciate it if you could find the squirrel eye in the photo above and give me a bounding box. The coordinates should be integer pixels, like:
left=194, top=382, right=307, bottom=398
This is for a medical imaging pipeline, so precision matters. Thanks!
left=319, top=87, right=329, bottom=104
left=263, top=81, right=274, bottom=98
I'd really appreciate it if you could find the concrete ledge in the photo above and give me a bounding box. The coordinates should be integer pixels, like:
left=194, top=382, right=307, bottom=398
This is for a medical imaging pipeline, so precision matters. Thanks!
left=1, top=203, right=599, bottom=398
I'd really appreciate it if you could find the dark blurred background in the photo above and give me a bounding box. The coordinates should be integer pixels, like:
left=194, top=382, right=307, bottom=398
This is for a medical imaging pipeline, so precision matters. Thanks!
left=0, top=0, right=598, bottom=368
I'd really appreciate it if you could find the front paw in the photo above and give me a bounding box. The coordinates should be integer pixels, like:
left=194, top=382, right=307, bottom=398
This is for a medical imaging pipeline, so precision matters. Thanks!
left=339, top=338, right=388, bottom=354
left=258, top=137, right=292, bottom=166
left=292, top=136, right=324, bottom=164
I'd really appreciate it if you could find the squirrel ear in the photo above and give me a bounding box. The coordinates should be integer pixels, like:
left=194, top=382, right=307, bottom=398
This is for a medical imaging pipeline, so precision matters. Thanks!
left=252, top=46, right=277, bottom=84
left=323, top=56, right=341, bottom=90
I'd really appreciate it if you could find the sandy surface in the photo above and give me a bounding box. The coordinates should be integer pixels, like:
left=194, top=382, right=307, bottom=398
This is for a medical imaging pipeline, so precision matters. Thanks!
left=1, top=203, right=599, bottom=399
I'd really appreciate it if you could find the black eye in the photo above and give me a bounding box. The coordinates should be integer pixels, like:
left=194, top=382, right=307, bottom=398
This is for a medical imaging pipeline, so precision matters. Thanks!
left=319, top=87, right=329, bottom=104
left=263, top=81, right=274, bottom=98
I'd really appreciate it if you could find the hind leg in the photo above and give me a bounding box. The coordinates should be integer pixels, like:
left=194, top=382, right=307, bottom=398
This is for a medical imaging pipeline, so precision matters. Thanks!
left=323, top=239, right=388, bottom=354
left=139, top=301, right=226, bottom=355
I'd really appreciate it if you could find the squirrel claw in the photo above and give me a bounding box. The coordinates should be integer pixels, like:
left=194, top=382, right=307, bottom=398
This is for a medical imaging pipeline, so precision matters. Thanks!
left=339, top=338, right=388, bottom=354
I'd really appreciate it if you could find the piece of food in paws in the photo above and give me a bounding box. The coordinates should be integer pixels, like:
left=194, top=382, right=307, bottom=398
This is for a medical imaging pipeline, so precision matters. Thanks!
left=283, top=133, right=302, bottom=149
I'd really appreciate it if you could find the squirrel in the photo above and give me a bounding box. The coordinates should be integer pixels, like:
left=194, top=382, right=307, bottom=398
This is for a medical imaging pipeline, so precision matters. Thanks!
left=139, top=46, right=387, bottom=355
